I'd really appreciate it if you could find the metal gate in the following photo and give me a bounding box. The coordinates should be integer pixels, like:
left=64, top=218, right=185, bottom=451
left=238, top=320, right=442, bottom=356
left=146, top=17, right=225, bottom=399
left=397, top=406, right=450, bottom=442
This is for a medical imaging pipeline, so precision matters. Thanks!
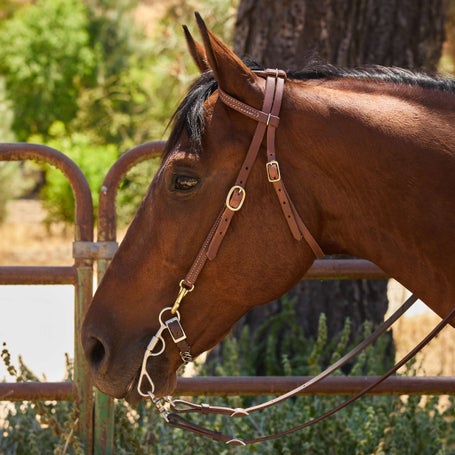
left=0, top=143, right=95, bottom=450
left=1, top=141, right=454, bottom=454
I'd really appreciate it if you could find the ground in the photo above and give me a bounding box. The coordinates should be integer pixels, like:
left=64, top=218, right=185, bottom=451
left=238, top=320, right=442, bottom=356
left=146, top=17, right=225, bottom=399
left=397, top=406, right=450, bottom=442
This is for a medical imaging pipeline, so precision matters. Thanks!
left=0, top=199, right=73, bottom=267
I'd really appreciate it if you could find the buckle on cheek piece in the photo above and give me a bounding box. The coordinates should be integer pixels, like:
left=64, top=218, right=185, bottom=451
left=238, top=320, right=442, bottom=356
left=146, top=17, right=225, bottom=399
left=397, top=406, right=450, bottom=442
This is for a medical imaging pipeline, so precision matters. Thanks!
left=226, top=185, right=246, bottom=211
left=266, top=160, right=281, bottom=182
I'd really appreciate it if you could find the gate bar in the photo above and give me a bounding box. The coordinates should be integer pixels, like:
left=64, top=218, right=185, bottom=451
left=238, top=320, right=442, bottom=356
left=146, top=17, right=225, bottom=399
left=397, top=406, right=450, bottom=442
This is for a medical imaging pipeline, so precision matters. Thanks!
left=2, top=376, right=454, bottom=400
left=175, top=376, right=455, bottom=396
left=0, top=266, right=76, bottom=285
left=0, top=261, right=384, bottom=285
left=0, top=382, right=73, bottom=401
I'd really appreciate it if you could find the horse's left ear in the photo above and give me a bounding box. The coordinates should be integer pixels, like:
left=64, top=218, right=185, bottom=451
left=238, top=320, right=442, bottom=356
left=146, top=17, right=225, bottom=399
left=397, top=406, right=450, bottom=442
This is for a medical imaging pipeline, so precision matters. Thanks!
left=194, top=12, right=261, bottom=104
left=183, top=25, right=210, bottom=73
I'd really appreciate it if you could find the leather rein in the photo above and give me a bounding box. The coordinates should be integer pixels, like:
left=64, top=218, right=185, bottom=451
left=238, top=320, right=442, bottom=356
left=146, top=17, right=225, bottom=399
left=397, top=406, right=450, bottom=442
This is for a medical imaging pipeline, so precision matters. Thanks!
left=136, top=69, right=455, bottom=445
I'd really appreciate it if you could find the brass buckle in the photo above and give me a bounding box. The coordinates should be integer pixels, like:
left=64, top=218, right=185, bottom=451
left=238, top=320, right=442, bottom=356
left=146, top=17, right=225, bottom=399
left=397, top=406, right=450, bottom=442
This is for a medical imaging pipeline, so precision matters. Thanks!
left=266, top=160, right=281, bottom=182
left=226, top=185, right=246, bottom=211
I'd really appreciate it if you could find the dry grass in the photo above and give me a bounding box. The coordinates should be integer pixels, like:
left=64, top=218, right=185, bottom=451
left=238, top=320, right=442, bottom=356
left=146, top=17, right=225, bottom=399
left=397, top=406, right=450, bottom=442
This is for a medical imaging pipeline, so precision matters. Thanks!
left=394, top=311, right=455, bottom=376
left=0, top=200, right=73, bottom=266
left=1, top=200, right=454, bottom=376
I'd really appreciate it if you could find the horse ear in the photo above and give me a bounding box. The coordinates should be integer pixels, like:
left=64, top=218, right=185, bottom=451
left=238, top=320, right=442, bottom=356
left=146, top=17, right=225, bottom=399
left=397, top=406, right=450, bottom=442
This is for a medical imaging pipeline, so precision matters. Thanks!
left=194, top=12, right=260, bottom=101
left=183, top=25, right=210, bottom=73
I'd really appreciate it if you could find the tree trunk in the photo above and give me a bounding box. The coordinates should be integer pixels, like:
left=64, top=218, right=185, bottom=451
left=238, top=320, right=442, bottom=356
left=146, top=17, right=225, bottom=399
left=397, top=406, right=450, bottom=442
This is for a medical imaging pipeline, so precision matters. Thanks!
left=208, top=0, right=448, bottom=371
left=234, top=0, right=446, bottom=71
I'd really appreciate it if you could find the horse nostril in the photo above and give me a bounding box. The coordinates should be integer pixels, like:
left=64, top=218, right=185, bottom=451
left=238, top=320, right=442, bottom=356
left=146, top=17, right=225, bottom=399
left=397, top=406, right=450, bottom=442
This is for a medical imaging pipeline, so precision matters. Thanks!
left=86, top=336, right=108, bottom=373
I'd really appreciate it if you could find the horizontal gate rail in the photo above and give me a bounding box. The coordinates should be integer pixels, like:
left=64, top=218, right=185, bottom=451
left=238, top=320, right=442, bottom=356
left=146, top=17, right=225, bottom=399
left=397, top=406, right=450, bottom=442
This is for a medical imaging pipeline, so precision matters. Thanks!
left=0, top=382, right=74, bottom=401
left=2, top=376, right=454, bottom=402
left=305, top=258, right=385, bottom=279
left=0, top=266, right=77, bottom=285
left=175, top=376, right=455, bottom=396
left=0, top=260, right=384, bottom=286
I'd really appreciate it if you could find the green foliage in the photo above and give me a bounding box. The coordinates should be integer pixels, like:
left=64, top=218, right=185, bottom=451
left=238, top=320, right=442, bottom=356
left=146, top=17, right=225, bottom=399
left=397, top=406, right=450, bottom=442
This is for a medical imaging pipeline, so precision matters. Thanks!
left=116, top=157, right=161, bottom=226
left=0, top=0, right=96, bottom=141
left=0, top=77, right=35, bottom=221
left=141, top=0, right=238, bottom=141
left=73, top=0, right=153, bottom=149
left=133, top=298, right=454, bottom=454
left=34, top=120, right=161, bottom=226
left=0, top=77, right=21, bottom=224
left=0, top=77, right=14, bottom=142
left=31, top=122, right=118, bottom=226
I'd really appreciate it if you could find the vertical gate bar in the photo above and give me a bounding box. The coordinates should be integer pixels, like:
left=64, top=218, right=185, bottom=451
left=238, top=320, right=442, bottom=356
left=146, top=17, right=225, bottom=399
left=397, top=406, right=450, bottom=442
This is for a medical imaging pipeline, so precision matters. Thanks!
left=93, top=257, right=115, bottom=455
left=74, top=264, right=95, bottom=453
left=94, top=390, right=115, bottom=455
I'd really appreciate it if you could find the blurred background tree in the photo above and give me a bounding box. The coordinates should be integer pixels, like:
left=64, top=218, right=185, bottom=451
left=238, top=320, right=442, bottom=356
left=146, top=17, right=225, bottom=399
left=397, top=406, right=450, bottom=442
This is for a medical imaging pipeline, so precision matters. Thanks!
left=0, top=0, right=97, bottom=141
left=0, top=0, right=238, bottom=225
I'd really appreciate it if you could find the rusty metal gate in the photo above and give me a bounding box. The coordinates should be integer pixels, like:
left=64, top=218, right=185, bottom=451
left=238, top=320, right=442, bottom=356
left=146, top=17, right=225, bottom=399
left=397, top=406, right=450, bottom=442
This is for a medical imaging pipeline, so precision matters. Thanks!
left=1, top=141, right=454, bottom=454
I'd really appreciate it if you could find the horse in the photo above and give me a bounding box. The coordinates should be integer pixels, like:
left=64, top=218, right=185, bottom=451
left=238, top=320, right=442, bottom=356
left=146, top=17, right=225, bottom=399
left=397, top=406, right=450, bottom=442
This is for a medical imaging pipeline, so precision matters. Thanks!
left=82, top=13, right=455, bottom=404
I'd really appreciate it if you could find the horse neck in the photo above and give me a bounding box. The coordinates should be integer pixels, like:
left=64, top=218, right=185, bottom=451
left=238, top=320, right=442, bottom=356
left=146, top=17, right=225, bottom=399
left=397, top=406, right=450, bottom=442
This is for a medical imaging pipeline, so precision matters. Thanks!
left=283, top=80, right=455, bottom=317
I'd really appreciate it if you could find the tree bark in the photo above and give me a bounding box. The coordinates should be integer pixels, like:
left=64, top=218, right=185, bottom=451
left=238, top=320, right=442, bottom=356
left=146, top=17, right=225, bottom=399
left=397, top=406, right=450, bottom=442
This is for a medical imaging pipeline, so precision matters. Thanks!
left=234, top=0, right=446, bottom=71
left=208, top=0, right=448, bottom=372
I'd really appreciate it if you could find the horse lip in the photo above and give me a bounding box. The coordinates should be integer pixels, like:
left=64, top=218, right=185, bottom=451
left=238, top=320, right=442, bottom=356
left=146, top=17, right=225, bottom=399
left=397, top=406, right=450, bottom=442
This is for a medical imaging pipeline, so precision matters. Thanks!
left=124, top=364, right=143, bottom=398
left=126, top=373, right=137, bottom=395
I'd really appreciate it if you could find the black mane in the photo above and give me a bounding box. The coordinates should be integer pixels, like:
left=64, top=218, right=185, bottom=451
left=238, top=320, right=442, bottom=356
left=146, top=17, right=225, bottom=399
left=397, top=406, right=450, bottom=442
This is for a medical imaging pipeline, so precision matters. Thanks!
left=164, top=61, right=455, bottom=158
left=287, top=63, right=455, bottom=92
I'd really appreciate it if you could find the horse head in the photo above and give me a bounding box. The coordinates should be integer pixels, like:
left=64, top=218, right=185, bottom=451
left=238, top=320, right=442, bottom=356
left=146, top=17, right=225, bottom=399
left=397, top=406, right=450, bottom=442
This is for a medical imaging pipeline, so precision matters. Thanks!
left=81, top=14, right=322, bottom=401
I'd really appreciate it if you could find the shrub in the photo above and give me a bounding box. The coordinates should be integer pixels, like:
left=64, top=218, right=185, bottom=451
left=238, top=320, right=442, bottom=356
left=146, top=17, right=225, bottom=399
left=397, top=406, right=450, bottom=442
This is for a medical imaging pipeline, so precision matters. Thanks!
left=29, top=121, right=161, bottom=228
left=0, top=345, right=84, bottom=454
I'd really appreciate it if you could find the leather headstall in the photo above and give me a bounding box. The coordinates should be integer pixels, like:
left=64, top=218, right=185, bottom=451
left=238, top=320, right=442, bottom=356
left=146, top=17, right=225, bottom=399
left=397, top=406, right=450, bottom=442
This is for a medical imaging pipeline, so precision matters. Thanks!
left=133, top=67, right=455, bottom=446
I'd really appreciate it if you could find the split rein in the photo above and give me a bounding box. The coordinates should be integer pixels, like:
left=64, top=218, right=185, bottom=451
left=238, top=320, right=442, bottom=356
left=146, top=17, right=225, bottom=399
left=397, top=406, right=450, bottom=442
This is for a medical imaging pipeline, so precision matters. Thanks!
left=136, top=70, right=455, bottom=445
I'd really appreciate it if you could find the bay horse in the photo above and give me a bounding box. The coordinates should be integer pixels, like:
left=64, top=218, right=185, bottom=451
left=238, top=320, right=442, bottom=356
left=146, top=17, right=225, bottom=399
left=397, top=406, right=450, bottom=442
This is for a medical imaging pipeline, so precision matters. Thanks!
left=82, top=14, right=455, bottom=404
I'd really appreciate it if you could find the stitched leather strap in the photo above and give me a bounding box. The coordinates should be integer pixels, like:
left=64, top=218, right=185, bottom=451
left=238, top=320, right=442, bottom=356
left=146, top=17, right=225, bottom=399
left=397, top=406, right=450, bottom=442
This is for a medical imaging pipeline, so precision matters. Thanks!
left=263, top=74, right=324, bottom=257
left=181, top=69, right=323, bottom=290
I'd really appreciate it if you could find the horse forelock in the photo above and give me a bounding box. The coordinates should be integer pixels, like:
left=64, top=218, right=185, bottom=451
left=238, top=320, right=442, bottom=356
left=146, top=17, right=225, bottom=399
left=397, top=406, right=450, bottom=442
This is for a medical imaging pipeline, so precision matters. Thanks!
left=163, top=71, right=218, bottom=160
left=162, top=60, right=455, bottom=161
left=162, top=59, right=263, bottom=160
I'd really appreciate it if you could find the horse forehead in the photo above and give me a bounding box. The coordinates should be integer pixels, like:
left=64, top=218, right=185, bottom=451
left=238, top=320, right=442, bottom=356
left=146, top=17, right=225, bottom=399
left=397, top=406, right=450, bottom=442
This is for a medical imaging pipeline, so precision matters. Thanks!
left=163, top=149, right=201, bottom=166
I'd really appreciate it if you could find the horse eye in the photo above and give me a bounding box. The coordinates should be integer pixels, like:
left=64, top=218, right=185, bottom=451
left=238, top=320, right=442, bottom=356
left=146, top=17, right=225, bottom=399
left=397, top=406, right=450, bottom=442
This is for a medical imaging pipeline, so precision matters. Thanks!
left=174, top=175, right=199, bottom=191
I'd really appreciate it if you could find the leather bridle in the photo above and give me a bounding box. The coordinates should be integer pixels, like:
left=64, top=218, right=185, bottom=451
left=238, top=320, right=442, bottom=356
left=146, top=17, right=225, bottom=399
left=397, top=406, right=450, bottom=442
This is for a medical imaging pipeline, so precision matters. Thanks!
left=137, top=68, right=322, bottom=396
left=135, top=69, right=455, bottom=445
